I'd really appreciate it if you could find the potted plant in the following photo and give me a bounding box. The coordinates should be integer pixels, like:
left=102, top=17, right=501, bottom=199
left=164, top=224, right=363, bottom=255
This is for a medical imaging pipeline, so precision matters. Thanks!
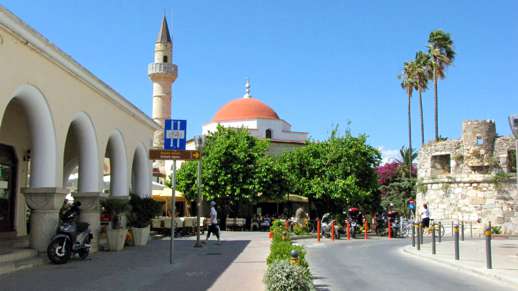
left=101, top=198, right=130, bottom=251
left=128, top=194, right=162, bottom=246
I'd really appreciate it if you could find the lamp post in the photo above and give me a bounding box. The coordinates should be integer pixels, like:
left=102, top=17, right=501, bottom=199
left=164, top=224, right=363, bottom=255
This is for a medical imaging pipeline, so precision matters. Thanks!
left=193, top=135, right=204, bottom=248
left=509, top=115, right=518, bottom=184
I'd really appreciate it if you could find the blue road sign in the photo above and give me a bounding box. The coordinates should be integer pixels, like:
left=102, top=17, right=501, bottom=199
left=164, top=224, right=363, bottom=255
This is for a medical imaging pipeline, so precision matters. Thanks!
left=164, top=119, right=187, bottom=150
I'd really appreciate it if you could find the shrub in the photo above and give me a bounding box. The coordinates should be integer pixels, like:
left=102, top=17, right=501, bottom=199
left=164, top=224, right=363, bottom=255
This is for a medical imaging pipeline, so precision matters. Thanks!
left=491, top=226, right=502, bottom=235
left=128, top=194, right=162, bottom=228
left=270, top=220, right=289, bottom=242
left=267, top=240, right=308, bottom=268
left=264, top=261, right=314, bottom=291
left=293, top=224, right=309, bottom=236
left=101, top=198, right=130, bottom=229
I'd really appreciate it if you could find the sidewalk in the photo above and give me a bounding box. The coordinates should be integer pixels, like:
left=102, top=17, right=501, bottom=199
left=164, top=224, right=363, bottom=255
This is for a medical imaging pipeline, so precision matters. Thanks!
left=207, top=232, right=269, bottom=291
left=402, top=238, right=518, bottom=288
left=0, top=231, right=270, bottom=291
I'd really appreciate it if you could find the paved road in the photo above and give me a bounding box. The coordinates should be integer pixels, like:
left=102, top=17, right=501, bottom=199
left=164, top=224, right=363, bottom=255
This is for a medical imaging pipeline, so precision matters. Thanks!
left=298, top=238, right=515, bottom=291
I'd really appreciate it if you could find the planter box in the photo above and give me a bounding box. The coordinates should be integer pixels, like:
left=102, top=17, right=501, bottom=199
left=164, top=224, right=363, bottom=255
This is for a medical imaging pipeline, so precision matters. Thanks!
left=132, top=226, right=150, bottom=246
left=107, top=228, right=128, bottom=251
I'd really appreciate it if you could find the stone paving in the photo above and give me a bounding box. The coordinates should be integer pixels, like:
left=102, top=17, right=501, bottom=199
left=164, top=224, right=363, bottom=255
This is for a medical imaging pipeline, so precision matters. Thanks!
left=403, top=238, right=518, bottom=288
left=0, top=231, right=270, bottom=291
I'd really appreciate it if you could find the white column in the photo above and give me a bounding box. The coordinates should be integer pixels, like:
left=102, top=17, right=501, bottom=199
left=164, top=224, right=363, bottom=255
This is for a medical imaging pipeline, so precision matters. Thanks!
left=74, top=192, right=103, bottom=253
left=23, top=187, right=68, bottom=252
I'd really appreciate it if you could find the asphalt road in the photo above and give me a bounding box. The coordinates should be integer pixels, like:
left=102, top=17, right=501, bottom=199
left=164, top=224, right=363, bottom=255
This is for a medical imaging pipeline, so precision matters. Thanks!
left=298, top=238, right=515, bottom=291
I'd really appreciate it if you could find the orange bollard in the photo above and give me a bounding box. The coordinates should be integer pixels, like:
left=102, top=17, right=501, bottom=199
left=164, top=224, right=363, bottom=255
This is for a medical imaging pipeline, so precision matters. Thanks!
left=285, top=219, right=289, bottom=231
left=388, top=217, right=392, bottom=240
left=331, top=222, right=335, bottom=241
left=317, top=219, right=321, bottom=242
left=346, top=220, right=351, bottom=240
left=268, top=231, right=273, bottom=239
left=364, top=219, right=368, bottom=240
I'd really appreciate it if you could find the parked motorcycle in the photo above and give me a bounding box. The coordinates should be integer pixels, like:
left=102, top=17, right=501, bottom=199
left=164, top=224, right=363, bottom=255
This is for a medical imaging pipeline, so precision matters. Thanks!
left=321, top=213, right=340, bottom=239
left=47, top=201, right=92, bottom=264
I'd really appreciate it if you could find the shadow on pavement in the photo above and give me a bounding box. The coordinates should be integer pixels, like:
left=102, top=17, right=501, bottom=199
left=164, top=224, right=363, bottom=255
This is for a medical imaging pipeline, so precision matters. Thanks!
left=0, top=238, right=250, bottom=291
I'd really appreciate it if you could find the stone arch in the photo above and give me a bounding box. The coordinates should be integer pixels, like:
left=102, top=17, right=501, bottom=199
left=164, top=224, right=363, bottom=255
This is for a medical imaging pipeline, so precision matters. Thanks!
left=0, top=84, right=57, bottom=187
left=131, top=143, right=150, bottom=198
left=104, top=130, right=128, bottom=197
left=62, top=112, right=100, bottom=193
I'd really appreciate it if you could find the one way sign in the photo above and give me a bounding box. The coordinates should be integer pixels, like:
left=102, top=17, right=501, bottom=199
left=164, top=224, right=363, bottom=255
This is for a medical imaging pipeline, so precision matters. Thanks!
left=164, top=119, right=187, bottom=150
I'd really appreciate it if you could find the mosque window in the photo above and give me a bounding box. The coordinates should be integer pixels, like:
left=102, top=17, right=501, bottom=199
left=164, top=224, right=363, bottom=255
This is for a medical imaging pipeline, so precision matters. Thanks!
left=163, top=56, right=168, bottom=63
left=265, top=129, right=272, bottom=139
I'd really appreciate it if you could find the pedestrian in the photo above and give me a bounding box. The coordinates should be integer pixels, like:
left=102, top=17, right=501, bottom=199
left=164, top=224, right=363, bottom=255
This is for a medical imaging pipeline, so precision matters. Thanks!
left=206, top=201, right=221, bottom=244
left=421, top=203, right=430, bottom=230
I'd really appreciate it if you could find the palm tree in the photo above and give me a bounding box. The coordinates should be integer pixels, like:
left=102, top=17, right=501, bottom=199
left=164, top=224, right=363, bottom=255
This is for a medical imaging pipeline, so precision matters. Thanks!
left=428, top=30, right=455, bottom=141
left=399, top=61, right=418, bottom=176
left=397, top=146, right=418, bottom=177
left=414, top=51, right=432, bottom=145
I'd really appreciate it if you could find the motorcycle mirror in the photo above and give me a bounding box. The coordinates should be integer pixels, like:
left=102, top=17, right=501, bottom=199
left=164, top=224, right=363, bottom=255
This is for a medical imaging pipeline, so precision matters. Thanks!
left=74, top=201, right=82, bottom=207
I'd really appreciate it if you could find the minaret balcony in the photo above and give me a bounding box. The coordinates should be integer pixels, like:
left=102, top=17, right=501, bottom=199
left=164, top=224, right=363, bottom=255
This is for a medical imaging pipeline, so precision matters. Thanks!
left=148, top=63, right=178, bottom=78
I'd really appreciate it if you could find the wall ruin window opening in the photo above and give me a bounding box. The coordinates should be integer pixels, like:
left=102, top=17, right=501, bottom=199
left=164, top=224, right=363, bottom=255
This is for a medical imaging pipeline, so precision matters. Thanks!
left=476, top=136, right=484, bottom=145
left=508, top=149, right=517, bottom=173
left=431, top=154, right=451, bottom=176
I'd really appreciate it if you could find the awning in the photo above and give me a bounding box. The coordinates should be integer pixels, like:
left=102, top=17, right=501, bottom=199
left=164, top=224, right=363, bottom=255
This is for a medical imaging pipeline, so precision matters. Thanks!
left=152, top=189, right=187, bottom=202
left=259, top=193, right=309, bottom=204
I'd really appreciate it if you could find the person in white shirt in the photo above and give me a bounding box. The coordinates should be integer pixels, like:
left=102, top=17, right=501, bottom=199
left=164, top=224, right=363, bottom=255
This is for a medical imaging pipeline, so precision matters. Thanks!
left=206, top=201, right=220, bottom=243
left=421, top=203, right=430, bottom=229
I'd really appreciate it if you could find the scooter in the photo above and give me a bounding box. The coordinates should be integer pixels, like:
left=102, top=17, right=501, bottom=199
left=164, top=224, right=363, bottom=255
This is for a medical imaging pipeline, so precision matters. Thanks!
left=321, top=213, right=340, bottom=239
left=47, top=201, right=92, bottom=264
left=347, top=208, right=362, bottom=239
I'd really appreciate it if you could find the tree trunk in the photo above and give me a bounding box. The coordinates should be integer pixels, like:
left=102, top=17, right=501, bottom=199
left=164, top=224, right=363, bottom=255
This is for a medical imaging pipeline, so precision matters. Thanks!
left=419, top=89, right=425, bottom=145
left=434, top=67, right=439, bottom=141
left=408, top=93, right=413, bottom=178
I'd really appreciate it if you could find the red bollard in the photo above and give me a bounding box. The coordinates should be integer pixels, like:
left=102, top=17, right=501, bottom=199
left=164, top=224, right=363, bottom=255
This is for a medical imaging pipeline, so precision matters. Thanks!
left=268, top=231, right=272, bottom=239
left=331, top=222, right=335, bottom=241
left=346, top=220, right=351, bottom=240
left=317, top=219, right=321, bottom=242
left=388, top=217, right=392, bottom=240
left=364, top=219, right=368, bottom=240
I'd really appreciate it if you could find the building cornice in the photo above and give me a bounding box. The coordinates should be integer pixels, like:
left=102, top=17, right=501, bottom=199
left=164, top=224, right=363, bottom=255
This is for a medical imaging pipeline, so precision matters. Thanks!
left=0, top=6, right=159, bottom=131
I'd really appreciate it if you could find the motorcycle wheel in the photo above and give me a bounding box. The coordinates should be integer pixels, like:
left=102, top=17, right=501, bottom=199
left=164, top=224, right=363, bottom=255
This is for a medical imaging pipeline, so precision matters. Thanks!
left=47, top=237, right=71, bottom=264
left=78, top=249, right=89, bottom=260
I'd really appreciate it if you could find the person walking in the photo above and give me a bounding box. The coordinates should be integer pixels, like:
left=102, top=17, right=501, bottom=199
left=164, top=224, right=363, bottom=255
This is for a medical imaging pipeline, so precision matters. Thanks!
left=206, top=201, right=221, bottom=244
left=421, top=203, right=430, bottom=230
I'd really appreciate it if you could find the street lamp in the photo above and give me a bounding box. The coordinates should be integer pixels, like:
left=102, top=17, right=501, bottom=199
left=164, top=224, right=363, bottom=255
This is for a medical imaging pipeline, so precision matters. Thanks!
left=509, top=115, right=518, bottom=184
left=193, top=135, right=205, bottom=248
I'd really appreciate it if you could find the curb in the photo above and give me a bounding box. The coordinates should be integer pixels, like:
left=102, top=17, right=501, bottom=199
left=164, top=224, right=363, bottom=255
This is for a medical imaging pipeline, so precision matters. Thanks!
left=400, top=246, right=518, bottom=288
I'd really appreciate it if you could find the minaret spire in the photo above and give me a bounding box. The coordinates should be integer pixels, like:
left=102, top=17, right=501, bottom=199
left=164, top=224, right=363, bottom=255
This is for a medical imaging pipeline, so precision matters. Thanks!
left=243, top=79, right=252, bottom=98
left=157, top=15, right=172, bottom=43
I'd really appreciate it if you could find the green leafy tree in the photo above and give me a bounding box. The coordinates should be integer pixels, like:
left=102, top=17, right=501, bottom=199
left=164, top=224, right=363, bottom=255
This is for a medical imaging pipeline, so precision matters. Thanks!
left=428, top=30, right=455, bottom=141
left=176, top=126, right=285, bottom=223
left=281, top=129, right=381, bottom=215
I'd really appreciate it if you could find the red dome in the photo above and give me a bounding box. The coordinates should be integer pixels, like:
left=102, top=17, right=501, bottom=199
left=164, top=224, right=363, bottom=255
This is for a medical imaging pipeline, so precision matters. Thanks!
left=212, top=98, right=280, bottom=122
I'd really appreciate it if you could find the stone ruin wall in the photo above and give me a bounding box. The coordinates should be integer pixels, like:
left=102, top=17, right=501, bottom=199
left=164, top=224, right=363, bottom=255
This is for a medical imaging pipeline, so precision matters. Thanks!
left=416, top=120, right=518, bottom=235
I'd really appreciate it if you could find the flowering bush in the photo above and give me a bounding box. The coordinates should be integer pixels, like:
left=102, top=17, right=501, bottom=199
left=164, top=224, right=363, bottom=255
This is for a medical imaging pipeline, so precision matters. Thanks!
left=264, top=260, right=314, bottom=291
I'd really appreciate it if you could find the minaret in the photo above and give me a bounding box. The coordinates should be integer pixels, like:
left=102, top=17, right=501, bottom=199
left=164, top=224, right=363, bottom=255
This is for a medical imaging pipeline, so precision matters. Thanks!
left=148, top=16, right=178, bottom=150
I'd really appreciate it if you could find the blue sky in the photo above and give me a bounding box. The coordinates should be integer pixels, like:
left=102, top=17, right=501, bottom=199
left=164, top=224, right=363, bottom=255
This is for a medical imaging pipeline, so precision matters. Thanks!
left=3, top=1, right=517, bottom=161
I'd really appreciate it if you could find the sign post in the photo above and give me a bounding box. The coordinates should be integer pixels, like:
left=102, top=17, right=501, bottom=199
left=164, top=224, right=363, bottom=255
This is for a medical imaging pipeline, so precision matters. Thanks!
left=149, top=119, right=202, bottom=264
